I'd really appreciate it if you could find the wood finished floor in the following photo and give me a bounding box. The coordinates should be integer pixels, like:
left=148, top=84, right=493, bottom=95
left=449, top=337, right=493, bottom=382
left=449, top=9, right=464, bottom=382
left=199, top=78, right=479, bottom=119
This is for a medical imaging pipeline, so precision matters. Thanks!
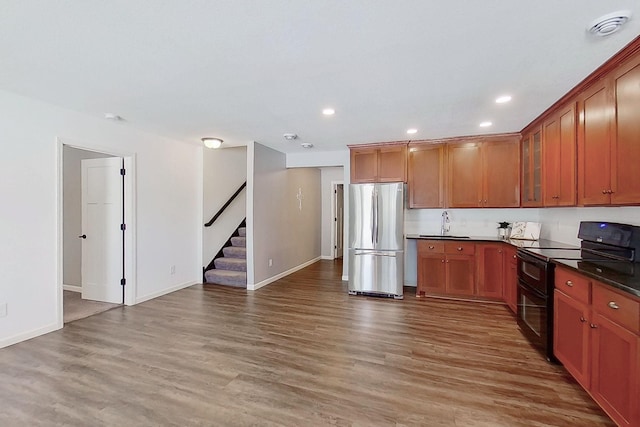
left=0, top=260, right=613, bottom=426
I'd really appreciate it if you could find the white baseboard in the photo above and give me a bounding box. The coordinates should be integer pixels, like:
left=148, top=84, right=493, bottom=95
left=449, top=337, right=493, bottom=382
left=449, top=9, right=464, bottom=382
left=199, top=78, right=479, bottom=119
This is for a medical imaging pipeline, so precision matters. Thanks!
left=63, top=284, right=81, bottom=293
left=0, top=322, right=61, bottom=349
left=135, top=280, right=198, bottom=305
left=342, top=275, right=348, bottom=281
left=248, top=256, right=322, bottom=291
left=320, top=255, right=334, bottom=260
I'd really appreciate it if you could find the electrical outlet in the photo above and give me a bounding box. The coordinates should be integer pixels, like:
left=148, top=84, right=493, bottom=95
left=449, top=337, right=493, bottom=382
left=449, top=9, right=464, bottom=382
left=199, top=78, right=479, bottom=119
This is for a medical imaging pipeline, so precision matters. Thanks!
left=0, top=303, right=7, bottom=318
left=170, top=265, right=176, bottom=275
left=268, top=259, right=273, bottom=267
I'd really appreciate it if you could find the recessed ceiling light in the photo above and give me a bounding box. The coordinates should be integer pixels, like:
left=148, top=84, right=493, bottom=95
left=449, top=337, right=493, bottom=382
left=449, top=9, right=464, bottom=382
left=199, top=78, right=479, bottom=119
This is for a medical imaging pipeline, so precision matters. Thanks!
left=406, top=128, right=418, bottom=135
left=301, top=143, right=314, bottom=149
left=322, top=108, right=335, bottom=116
left=202, top=137, right=223, bottom=149
left=495, top=95, right=512, bottom=104
left=104, top=113, right=123, bottom=121
left=283, top=133, right=298, bottom=140
left=479, top=121, right=492, bottom=128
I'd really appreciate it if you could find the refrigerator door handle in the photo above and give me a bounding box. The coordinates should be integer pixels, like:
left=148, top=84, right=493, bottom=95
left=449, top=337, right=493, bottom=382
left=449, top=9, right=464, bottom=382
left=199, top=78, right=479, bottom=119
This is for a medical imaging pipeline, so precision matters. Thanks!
left=370, top=190, right=375, bottom=246
left=354, top=250, right=397, bottom=257
left=375, top=191, right=379, bottom=245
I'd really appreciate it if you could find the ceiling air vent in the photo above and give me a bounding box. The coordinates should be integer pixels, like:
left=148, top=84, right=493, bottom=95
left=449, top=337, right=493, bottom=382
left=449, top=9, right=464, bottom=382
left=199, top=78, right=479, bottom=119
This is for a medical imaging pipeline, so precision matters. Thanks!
left=588, top=10, right=631, bottom=36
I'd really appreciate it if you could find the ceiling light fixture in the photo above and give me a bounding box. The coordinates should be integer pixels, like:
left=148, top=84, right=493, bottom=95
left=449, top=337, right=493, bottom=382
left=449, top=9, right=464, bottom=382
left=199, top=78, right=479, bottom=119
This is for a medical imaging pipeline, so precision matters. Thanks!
left=202, top=137, right=223, bottom=149
left=322, top=108, right=335, bottom=116
left=283, top=133, right=298, bottom=140
left=406, top=128, right=418, bottom=135
left=495, top=95, right=512, bottom=104
left=588, top=10, right=631, bottom=36
left=479, top=121, right=493, bottom=128
left=301, top=143, right=314, bottom=149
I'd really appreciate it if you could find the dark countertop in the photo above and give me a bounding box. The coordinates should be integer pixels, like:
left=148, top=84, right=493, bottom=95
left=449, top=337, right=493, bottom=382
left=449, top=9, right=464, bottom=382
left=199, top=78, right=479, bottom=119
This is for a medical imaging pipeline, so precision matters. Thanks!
left=552, top=258, right=640, bottom=298
left=406, top=235, right=578, bottom=249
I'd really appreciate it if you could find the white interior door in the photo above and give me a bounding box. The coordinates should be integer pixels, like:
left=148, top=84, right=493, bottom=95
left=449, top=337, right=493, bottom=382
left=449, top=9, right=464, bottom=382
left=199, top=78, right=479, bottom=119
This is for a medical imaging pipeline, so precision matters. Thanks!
left=81, top=157, right=123, bottom=303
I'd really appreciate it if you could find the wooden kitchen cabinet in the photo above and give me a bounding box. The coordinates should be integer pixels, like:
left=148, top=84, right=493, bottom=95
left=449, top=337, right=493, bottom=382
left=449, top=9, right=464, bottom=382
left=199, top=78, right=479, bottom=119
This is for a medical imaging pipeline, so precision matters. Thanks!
left=476, top=243, right=504, bottom=299
left=553, top=267, right=640, bottom=427
left=577, top=53, right=640, bottom=206
left=447, top=137, right=520, bottom=208
left=521, top=127, right=542, bottom=207
left=416, top=240, right=475, bottom=297
left=350, top=143, right=407, bottom=183
left=407, top=143, right=445, bottom=208
left=502, top=245, right=517, bottom=313
left=543, top=103, right=576, bottom=206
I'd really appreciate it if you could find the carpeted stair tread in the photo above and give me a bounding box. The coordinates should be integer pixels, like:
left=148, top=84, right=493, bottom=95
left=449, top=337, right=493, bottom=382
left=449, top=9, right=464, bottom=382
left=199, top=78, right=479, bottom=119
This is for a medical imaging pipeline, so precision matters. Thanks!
left=223, top=246, right=246, bottom=258
left=214, top=257, right=247, bottom=272
left=231, top=236, right=246, bottom=247
left=204, top=269, right=246, bottom=288
left=238, top=227, right=246, bottom=237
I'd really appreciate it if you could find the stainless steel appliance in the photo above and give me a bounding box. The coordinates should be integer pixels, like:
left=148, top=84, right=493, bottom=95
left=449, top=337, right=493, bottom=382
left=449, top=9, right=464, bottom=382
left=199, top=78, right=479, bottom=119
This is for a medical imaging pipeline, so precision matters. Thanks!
left=348, top=182, right=404, bottom=299
left=516, top=221, right=640, bottom=361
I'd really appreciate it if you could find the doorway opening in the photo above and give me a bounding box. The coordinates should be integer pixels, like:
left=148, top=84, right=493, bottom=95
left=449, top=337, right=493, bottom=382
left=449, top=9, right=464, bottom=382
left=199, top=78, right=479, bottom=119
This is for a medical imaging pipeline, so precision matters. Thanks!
left=332, top=182, right=344, bottom=259
left=58, top=141, right=136, bottom=326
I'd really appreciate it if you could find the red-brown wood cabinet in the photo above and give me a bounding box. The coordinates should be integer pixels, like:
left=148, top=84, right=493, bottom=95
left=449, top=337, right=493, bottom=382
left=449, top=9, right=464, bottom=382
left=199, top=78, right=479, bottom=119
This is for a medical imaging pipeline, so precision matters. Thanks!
left=350, top=143, right=407, bottom=183
left=542, top=103, right=576, bottom=206
left=407, top=143, right=445, bottom=208
left=553, top=267, right=640, bottom=427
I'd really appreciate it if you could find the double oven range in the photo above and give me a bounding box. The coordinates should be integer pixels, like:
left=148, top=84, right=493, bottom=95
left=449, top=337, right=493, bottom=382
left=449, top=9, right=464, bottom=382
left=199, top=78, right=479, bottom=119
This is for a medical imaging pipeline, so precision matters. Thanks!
left=516, top=221, right=640, bottom=362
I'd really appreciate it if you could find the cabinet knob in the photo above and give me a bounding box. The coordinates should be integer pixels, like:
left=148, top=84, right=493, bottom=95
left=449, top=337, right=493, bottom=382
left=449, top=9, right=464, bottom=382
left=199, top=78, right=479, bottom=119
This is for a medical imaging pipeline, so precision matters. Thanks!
left=590, top=323, right=598, bottom=329
left=608, top=301, right=620, bottom=310
left=441, top=259, right=445, bottom=263
left=456, top=247, right=463, bottom=251
left=513, top=255, right=517, bottom=259
left=565, top=280, right=573, bottom=287
left=580, top=317, right=586, bottom=322
left=428, top=245, right=435, bottom=249
left=446, top=260, right=450, bottom=263
left=608, top=189, right=614, bottom=194
left=602, top=190, right=607, bottom=194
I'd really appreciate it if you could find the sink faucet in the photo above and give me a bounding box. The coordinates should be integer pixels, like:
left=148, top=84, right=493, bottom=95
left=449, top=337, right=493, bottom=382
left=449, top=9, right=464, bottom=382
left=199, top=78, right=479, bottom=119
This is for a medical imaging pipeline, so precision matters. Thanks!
left=441, top=210, right=451, bottom=236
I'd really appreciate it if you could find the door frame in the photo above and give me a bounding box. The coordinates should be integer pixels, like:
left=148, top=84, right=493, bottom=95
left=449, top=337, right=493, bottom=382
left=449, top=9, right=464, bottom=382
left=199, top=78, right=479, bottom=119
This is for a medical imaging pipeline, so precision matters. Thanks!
left=56, top=137, right=137, bottom=328
left=330, top=181, right=344, bottom=260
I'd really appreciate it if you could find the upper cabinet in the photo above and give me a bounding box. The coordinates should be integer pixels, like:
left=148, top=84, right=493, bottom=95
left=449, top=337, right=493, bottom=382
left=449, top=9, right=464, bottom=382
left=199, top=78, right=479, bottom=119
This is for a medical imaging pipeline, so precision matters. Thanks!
left=521, top=127, right=542, bottom=207
left=543, top=103, right=576, bottom=207
left=448, top=136, right=520, bottom=208
left=576, top=47, right=640, bottom=206
left=350, top=143, right=407, bottom=183
left=407, top=143, right=445, bottom=208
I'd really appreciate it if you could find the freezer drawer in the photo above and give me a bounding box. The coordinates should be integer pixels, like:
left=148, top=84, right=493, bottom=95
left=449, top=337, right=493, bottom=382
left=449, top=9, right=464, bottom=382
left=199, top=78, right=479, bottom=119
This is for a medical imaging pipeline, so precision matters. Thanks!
left=348, top=249, right=404, bottom=298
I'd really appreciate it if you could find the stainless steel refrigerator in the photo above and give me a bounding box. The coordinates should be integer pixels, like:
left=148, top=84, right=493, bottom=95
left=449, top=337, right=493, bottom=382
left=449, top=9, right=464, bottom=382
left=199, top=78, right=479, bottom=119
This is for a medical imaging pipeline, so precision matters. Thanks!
left=348, top=182, right=404, bottom=299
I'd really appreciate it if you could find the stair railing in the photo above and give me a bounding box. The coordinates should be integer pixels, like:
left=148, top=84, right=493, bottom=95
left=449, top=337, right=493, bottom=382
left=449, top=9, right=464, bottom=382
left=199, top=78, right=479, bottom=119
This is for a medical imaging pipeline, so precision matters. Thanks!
left=204, top=182, right=246, bottom=227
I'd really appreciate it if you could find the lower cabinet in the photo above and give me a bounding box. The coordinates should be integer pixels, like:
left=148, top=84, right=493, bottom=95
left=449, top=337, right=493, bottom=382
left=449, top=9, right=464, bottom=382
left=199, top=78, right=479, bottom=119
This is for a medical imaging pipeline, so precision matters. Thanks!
left=476, top=244, right=505, bottom=299
left=554, top=267, right=640, bottom=427
left=416, top=240, right=475, bottom=297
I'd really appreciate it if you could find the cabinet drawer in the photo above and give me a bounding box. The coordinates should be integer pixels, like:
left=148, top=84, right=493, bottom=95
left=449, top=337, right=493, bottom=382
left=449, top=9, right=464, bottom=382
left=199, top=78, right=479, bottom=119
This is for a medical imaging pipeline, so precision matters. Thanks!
left=592, top=282, right=640, bottom=333
left=555, top=267, right=591, bottom=304
left=444, top=242, right=475, bottom=255
left=417, top=240, right=444, bottom=254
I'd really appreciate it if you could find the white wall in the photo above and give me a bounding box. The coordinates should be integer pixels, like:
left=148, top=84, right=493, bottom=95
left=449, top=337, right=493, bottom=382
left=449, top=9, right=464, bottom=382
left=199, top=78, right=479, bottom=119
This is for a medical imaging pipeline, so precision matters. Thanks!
left=320, top=167, right=343, bottom=258
left=202, top=146, right=246, bottom=267
left=0, top=89, right=202, bottom=348
left=250, top=143, right=321, bottom=288
left=62, top=146, right=111, bottom=288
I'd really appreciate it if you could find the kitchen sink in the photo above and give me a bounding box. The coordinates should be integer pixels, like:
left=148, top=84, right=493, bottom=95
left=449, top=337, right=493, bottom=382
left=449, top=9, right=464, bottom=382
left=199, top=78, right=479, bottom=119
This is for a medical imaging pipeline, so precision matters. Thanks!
left=418, top=235, right=470, bottom=239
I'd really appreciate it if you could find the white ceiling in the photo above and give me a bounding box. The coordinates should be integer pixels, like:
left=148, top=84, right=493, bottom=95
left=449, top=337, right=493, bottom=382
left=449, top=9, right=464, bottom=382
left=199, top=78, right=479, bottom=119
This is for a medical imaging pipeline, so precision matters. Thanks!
left=1, top=1, right=638, bottom=153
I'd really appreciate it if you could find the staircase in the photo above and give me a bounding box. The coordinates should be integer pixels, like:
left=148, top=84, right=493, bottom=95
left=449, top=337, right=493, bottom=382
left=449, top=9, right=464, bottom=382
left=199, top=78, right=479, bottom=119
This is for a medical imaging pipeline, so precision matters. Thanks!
left=204, top=226, right=247, bottom=288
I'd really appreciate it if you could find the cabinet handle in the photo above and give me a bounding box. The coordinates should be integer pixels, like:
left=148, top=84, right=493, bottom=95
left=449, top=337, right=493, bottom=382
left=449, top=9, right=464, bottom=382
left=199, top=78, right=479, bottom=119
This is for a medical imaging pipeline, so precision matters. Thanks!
left=457, top=247, right=463, bottom=251
left=608, top=189, right=614, bottom=194
left=484, top=199, right=488, bottom=204
left=565, top=280, right=573, bottom=287
left=590, top=323, right=598, bottom=329
left=608, top=301, right=620, bottom=310
left=579, top=317, right=586, bottom=322
left=446, top=260, right=449, bottom=263
left=441, top=259, right=445, bottom=263
left=513, top=255, right=517, bottom=259
left=428, top=245, right=435, bottom=249
left=602, top=190, right=607, bottom=194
